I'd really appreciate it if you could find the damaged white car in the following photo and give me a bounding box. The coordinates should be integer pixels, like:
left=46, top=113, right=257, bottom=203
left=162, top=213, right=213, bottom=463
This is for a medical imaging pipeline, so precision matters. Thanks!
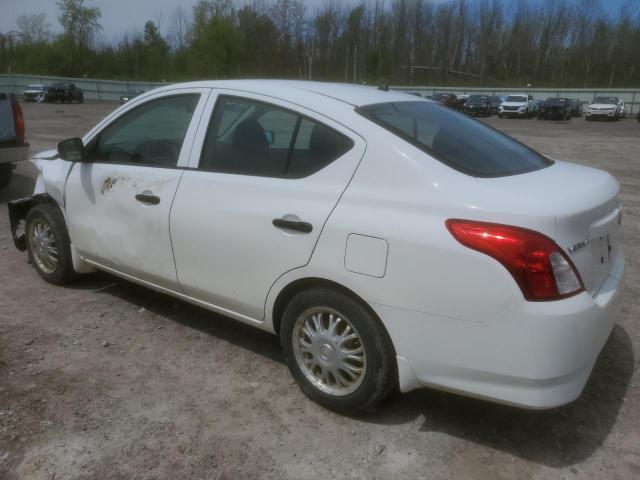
left=8, top=81, right=625, bottom=413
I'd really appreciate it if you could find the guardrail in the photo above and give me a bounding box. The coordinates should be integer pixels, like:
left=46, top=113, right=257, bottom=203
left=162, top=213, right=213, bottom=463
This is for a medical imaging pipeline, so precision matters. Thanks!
left=1, top=74, right=639, bottom=114
left=0, top=74, right=166, bottom=102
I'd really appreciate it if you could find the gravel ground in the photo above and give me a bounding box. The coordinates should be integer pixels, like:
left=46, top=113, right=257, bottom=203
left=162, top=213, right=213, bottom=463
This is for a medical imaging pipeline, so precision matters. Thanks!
left=0, top=102, right=639, bottom=480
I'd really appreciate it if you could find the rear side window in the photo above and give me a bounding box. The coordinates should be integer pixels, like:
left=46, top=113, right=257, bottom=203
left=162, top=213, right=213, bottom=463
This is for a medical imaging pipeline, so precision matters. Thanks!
left=199, top=96, right=353, bottom=178
left=356, top=101, right=552, bottom=177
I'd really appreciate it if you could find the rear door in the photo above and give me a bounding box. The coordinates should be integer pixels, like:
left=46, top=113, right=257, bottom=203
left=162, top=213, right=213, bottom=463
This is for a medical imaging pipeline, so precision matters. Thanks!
left=170, top=91, right=365, bottom=320
left=65, top=88, right=209, bottom=289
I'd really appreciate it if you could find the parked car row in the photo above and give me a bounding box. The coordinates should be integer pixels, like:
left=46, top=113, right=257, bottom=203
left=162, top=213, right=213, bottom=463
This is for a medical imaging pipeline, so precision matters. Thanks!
left=427, top=91, right=630, bottom=121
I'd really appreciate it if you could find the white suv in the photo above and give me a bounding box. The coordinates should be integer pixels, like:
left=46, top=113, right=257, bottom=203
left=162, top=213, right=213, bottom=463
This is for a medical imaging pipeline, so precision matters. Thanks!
left=586, top=96, right=625, bottom=120
left=498, top=93, right=535, bottom=118
left=8, top=81, right=625, bottom=413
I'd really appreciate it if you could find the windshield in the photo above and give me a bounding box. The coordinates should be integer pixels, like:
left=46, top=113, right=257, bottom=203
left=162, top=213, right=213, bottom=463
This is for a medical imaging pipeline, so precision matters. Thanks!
left=467, top=95, right=487, bottom=103
left=506, top=95, right=527, bottom=102
left=545, top=97, right=566, bottom=105
left=51, top=83, right=67, bottom=89
left=27, top=85, right=44, bottom=89
left=594, top=97, right=618, bottom=104
left=356, top=101, right=553, bottom=178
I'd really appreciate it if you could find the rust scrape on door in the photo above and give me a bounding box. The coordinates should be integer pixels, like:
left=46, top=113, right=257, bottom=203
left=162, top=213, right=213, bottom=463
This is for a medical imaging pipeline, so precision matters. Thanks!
left=101, top=176, right=127, bottom=194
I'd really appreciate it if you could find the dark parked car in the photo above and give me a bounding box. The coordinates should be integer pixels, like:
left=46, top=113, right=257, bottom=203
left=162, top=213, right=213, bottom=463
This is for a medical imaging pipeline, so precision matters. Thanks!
left=463, top=94, right=491, bottom=117
left=431, top=92, right=460, bottom=110
left=119, top=90, right=146, bottom=104
left=569, top=99, right=582, bottom=117
left=538, top=97, right=571, bottom=120
left=46, top=83, right=84, bottom=104
left=489, top=96, right=502, bottom=114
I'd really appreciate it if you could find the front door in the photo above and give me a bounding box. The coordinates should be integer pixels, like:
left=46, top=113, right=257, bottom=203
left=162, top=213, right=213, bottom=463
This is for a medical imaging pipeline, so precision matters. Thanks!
left=65, top=90, right=208, bottom=289
left=170, top=92, right=365, bottom=320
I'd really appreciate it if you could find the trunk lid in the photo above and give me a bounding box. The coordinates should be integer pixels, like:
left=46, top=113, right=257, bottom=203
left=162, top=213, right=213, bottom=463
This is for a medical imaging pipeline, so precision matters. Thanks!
left=470, top=160, right=620, bottom=295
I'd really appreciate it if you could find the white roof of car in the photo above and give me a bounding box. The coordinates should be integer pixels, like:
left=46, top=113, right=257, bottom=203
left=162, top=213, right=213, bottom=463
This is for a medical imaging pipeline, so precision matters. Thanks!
left=157, top=79, right=420, bottom=107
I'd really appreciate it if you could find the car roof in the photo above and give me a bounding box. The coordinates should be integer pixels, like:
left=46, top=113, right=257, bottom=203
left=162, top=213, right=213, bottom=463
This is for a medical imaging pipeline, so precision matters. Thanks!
left=154, top=80, right=418, bottom=108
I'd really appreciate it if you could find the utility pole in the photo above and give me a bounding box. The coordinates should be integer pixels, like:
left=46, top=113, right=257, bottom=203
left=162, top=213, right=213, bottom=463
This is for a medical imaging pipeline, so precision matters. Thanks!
left=353, top=45, right=357, bottom=83
left=345, top=47, right=349, bottom=83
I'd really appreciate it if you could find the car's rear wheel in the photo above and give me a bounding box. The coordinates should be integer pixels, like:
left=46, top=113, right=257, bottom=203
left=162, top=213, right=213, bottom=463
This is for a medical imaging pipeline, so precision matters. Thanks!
left=281, top=288, right=397, bottom=414
left=26, top=204, right=76, bottom=285
left=0, top=164, right=12, bottom=188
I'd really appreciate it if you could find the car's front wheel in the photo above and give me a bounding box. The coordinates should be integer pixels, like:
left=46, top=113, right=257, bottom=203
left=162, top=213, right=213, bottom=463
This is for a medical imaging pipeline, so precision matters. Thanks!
left=281, top=288, right=397, bottom=414
left=25, top=204, right=76, bottom=285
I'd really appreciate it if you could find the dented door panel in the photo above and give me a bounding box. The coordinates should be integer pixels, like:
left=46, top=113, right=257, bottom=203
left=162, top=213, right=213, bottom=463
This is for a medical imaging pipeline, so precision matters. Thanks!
left=65, top=163, right=183, bottom=289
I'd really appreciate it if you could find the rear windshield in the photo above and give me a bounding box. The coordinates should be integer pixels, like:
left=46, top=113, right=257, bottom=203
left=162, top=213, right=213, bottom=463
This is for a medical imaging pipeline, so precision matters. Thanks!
left=506, top=95, right=527, bottom=102
left=356, top=101, right=553, bottom=178
left=467, top=95, right=487, bottom=103
left=545, top=97, right=566, bottom=105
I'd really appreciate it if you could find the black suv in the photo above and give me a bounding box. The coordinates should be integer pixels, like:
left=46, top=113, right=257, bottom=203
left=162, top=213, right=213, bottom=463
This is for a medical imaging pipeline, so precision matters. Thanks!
left=538, top=97, right=571, bottom=120
left=463, top=94, right=492, bottom=117
left=568, top=99, right=582, bottom=117
left=46, top=83, right=84, bottom=104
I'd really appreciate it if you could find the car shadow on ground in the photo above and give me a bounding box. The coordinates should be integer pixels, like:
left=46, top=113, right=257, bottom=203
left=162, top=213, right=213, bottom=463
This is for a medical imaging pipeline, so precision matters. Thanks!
left=67, top=272, right=634, bottom=469
left=68, top=272, right=284, bottom=364
left=364, top=324, right=634, bottom=468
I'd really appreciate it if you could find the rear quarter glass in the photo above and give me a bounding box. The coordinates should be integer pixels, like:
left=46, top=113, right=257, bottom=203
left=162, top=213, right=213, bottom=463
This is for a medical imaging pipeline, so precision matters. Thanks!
left=356, top=101, right=553, bottom=178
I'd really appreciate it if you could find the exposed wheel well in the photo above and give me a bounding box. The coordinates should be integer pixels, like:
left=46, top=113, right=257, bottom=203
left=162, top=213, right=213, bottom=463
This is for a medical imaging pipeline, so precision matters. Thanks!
left=272, top=277, right=383, bottom=336
left=8, top=193, right=62, bottom=251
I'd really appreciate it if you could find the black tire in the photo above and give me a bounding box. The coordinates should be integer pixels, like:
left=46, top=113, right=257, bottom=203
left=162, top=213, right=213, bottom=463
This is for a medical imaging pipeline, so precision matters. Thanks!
left=25, top=204, right=77, bottom=285
left=0, top=164, right=12, bottom=188
left=281, top=288, right=397, bottom=414
left=498, top=114, right=503, bottom=119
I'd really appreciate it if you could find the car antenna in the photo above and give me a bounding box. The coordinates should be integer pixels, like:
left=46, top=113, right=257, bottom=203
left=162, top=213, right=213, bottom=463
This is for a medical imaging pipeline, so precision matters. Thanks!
left=377, top=61, right=412, bottom=92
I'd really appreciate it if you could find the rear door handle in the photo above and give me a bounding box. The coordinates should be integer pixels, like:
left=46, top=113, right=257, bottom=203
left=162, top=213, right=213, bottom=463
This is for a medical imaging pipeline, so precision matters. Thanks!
left=272, top=218, right=313, bottom=233
left=135, top=193, right=160, bottom=205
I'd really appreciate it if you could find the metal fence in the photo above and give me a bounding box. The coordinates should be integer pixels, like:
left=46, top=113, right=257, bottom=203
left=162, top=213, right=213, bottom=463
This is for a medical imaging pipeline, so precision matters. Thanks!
left=0, top=74, right=166, bottom=102
left=1, top=74, right=639, bottom=113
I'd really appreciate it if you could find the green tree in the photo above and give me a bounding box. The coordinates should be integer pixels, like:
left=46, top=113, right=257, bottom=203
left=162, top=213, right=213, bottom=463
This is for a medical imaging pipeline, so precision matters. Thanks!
left=57, top=0, right=101, bottom=75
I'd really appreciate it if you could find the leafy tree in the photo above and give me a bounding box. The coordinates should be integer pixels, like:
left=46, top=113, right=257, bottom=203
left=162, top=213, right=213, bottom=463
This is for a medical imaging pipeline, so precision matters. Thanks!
left=57, top=0, right=101, bottom=75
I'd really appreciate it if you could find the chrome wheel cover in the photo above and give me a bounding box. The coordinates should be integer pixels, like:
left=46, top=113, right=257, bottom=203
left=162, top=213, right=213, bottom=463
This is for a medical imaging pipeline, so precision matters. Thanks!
left=29, top=219, right=59, bottom=274
left=292, top=307, right=367, bottom=397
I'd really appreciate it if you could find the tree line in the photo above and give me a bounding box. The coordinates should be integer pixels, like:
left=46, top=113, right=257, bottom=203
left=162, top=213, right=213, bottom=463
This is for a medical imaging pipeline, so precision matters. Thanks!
left=1, top=0, right=639, bottom=87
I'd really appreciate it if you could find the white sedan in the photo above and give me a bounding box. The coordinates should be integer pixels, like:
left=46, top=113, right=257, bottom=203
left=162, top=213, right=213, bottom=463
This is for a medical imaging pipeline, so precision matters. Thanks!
left=8, top=81, right=625, bottom=413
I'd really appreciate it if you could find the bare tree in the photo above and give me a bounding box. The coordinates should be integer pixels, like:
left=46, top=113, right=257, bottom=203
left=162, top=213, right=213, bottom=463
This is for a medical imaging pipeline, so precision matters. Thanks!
left=16, top=13, right=51, bottom=44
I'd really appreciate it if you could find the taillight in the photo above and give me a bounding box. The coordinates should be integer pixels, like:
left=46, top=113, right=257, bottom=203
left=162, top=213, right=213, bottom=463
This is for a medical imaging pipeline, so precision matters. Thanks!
left=10, top=95, right=25, bottom=143
left=446, top=219, right=584, bottom=301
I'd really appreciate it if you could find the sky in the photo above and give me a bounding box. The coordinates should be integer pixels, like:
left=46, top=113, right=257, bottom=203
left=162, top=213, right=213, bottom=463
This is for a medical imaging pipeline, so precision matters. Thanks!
left=0, top=0, right=634, bottom=42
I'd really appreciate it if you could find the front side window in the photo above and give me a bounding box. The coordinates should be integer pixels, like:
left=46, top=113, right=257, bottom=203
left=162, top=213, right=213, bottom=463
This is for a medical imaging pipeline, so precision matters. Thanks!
left=199, top=96, right=353, bottom=178
left=89, top=94, right=199, bottom=167
left=356, top=101, right=553, bottom=177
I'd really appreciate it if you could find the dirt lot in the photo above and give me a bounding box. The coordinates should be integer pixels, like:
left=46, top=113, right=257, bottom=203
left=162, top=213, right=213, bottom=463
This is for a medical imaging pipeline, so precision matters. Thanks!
left=1, top=102, right=639, bottom=480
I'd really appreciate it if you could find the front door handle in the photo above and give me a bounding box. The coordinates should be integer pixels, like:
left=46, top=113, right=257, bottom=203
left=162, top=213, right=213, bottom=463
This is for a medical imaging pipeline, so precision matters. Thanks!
left=272, top=218, right=313, bottom=233
left=135, top=193, right=160, bottom=205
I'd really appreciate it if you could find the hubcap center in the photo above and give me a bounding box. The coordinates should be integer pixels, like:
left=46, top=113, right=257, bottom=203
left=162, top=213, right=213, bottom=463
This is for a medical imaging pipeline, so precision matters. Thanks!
left=318, top=342, right=335, bottom=362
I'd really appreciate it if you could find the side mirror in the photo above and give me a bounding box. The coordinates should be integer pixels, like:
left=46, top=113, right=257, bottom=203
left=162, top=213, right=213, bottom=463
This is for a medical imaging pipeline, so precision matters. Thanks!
left=264, top=130, right=275, bottom=145
left=57, top=137, right=85, bottom=162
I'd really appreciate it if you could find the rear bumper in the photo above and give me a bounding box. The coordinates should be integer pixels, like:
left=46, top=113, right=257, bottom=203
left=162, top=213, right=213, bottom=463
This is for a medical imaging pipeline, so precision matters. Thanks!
left=0, top=143, right=29, bottom=164
left=376, top=249, right=625, bottom=409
